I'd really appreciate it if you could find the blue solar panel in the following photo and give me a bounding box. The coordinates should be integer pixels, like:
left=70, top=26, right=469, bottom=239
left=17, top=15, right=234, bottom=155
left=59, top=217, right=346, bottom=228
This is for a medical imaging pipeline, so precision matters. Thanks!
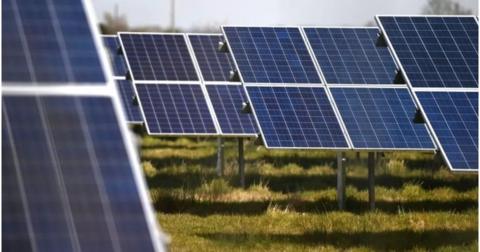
left=2, top=95, right=158, bottom=251
left=416, top=91, right=478, bottom=170
left=103, top=36, right=128, bottom=77
left=304, top=27, right=398, bottom=84
left=119, top=33, right=198, bottom=81
left=2, top=0, right=105, bottom=84
left=223, top=27, right=321, bottom=84
left=116, top=80, right=143, bottom=123
left=136, top=84, right=217, bottom=134
left=331, top=87, right=434, bottom=149
left=189, top=34, right=237, bottom=82
left=206, top=84, right=257, bottom=135
left=377, top=16, right=478, bottom=88
left=246, top=86, right=348, bottom=148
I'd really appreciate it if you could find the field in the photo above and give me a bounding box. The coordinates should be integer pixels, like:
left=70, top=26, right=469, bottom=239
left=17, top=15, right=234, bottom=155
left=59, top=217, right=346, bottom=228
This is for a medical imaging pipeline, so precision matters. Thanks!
left=139, top=135, right=478, bottom=251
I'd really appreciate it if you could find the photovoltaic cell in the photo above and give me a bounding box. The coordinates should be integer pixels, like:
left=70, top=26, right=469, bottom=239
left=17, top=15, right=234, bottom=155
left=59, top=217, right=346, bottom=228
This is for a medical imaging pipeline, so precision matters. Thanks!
left=3, top=96, right=156, bottom=251
left=189, top=34, right=237, bottom=82
left=206, top=85, right=257, bottom=135
left=304, top=27, right=398, bottom=84
left=116, top=80, right=143, bottom=123
left=416, top=91, right=478, bottom=170
left=223, top=27, right=321, bottom=84
left=331, top=87, right=434, bottom=149
left=119, top=33, right=198, bottom=81
left=2, top=0, right=105, bottom=84
left=377, top=16, right=478, bottom=88
left=246, top=86, right=348, bottom=148
left=103, top=36, right=128, bottom=77
left=136, top=84, right=217, bottom=134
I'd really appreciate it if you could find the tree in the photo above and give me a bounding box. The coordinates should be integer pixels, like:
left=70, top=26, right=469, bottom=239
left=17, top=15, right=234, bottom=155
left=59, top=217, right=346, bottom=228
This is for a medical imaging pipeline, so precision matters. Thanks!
left=100, top=5, right=129, bottom=34
left=422, top=0, right=473, bottom=15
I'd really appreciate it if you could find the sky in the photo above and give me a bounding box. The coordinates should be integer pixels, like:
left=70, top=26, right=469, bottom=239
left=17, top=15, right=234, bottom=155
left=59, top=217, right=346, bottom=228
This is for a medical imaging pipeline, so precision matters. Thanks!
left=92, top=0, right=478, bottom=31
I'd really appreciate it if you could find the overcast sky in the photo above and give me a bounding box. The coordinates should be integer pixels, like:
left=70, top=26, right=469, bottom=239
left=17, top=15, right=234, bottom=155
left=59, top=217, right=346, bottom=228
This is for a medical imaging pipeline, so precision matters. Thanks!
left=92, top=0, right=478, bottom=31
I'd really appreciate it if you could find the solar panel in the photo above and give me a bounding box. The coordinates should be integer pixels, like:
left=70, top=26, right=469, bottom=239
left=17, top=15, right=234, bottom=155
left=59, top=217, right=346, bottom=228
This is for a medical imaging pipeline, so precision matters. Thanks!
left=377, top=16, right=478, bottom=88
left=304, top=27, right=398, bottom=84
left=102, top=35, right=128, bottom=77
left=331, top=87, right=434, bottom=149
left=2, top=0, right=165, bottom=250
left=416, top=91, right=478, bottom=170
left=116, top=79, right=143, bottom=123
left=136, top=84, right=218, bottom=135
left=188, top=34, right=237, bottom=82
left=206, top=84, right=257, bottom=135
left=2, top=0, right=105, bottom=84
left=223, top=27, right=321, bottom=84
left=3, top=96, right=160, bottom=251
left=118, top=33, right=199, bottom=81
left=246, top=86, right=348, bottom=148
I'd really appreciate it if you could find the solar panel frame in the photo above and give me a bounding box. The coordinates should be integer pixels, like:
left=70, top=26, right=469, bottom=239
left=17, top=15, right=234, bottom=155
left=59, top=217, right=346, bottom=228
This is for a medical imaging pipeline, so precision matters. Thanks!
left=204, top=82, right=258, bottom=137
left=117, top=32, right=222, bottom=136
left=134, top=83, right=220, bottom=136
left=117, top=32, right=200, bottom=83
left=221, top=25, right=324, bottom=85
left=241, top=83, right=350, bottom=149
left=375, top=15, right=478, bottom=89
left=221, top=26, right=353, bottom=148
left=301, top=26, right=401, bottom=85
left=329, top=85, right=436, bottom=151
left=299, top=26, right=436, bottom=152
left=415, top=90, right=478, bottom=171
left=2, top=0, right=167, bottom=248
left=376, top=15, right=478, bottom=171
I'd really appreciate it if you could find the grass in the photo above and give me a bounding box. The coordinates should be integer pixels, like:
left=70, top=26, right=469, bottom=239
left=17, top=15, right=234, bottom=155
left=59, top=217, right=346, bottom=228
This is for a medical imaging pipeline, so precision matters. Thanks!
left=139, top=137, right=478, bottom=251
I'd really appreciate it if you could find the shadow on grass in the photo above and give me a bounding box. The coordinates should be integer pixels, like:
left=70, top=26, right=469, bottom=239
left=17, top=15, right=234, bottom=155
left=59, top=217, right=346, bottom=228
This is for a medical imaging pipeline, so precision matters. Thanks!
left=198, top=229, right=477, bottom=251
left=155, top=196, right=477, bottom=216
left=147, top=172, right=478, bottom=193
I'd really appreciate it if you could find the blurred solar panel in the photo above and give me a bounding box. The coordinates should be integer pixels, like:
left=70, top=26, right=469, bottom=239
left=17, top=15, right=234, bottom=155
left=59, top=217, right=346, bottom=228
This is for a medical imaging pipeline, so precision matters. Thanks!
left=118, top=33, right=198, bottom=81
left=331, top=87, right=434, bottom=149
left=116, top=80, right=143, bottom=123
left=206, top=84, right=257, bottom=135
left=188, top=34, right=237, bottom=82
left=246, top=86, right=348, bottom=148
left=102, top=35, right=128, bottom=77
left=223, top=27, right=321, bottom=84
left=136, top=84, right=217, bottom=135
left=2, top=0, right=165, bottom=250
left=3, top=96, right=160, bottom=251
left=2, top=0, right=105, bottom=84
left=416, top=91, right=478, bottom=170
left=304, top=27, right=398, bottom=84
left=377, top=16, right=478, bottom=88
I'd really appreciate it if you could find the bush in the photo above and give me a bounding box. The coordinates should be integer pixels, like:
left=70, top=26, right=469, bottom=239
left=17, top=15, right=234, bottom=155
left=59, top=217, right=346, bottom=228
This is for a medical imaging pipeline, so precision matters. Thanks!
left=386, top=159, right=407, bottom=175
left=197, top=178, right=233, bottom=201
left=142, top=161, right=157, bottom=178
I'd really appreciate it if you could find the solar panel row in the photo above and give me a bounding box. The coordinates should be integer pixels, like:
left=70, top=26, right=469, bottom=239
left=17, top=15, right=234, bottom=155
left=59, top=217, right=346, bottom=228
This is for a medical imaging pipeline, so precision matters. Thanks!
left=223, top=26, right=436, bottom=151
left=119, top=32, right=258, bottom=137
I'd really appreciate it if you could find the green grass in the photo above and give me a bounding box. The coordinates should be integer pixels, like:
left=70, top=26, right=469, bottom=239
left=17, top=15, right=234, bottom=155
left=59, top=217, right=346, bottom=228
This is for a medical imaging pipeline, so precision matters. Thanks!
left=140, top=137, right=478, bottom=251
